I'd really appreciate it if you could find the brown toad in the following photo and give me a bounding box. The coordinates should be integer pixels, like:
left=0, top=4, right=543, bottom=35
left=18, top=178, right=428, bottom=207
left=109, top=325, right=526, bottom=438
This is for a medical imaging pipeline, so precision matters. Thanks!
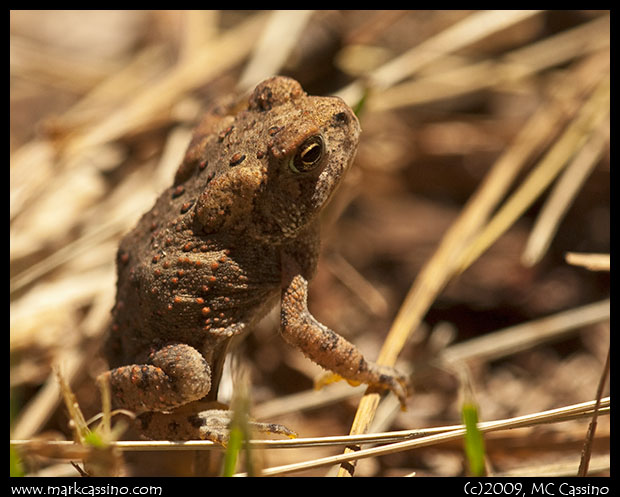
left=100, top=76, right=407, bottom=443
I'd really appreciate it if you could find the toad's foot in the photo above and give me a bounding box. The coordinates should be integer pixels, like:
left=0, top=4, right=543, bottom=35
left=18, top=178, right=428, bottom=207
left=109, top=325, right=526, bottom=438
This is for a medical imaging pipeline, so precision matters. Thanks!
left=137, top=409, right=296, bottom=445
left=315, top=365, right=409, bottom=408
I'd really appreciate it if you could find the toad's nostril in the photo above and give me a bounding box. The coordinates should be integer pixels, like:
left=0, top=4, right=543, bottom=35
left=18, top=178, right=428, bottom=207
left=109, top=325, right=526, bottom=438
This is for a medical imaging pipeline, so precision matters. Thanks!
left=332, top=111, right=349, bottom=125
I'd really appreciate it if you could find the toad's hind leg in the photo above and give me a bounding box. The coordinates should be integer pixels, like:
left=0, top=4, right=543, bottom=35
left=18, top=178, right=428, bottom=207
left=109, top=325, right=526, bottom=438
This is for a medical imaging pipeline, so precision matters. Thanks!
left=138, top=409, right=296, bottom=444
left=99, top=343, right=212, bottom=412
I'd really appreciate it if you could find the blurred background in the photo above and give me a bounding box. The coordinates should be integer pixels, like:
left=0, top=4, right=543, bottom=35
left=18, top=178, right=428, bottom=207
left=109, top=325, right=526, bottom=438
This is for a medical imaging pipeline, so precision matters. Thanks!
left=10, top=10, right=609, bottom=477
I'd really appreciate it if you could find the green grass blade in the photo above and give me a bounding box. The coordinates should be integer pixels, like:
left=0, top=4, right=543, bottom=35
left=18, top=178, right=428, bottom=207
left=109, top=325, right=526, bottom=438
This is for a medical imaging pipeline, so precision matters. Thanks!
left=221, top=424, right=243, bottom=477
left=462, top=401, right=486, bottom=476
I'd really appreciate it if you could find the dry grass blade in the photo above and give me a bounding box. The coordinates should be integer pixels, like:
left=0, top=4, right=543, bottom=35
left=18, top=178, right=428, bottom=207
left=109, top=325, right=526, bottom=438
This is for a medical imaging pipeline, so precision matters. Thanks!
left=237, top=10, right=314, bottom=91
left=179, top=10, right=219, bottom=61
left=565, top=252, right=610, bottom=272
left=64, top=12, right=268, bottom=157
left=10, top=36, right=116, bottom=93
left=12, top=350, right=83, bottom=440
left=503, top=14, right=609, bottom=73
left=370, top=15, right=609, bottom=112
left=337, top=10, right=541, bottom=105
left=325, top=253, right=389, bottom=317
left=522, top=119, right=609, bottom=266
left=10, top=141, right=56, bottom=222
left=10, top=219, right=120, bottom=293
left=254, top=381, right=366, bottom=420
left=55, top=367, right=90, bottom=444
left=48, top=46, right=170, bottom=135
left=440, top=298, right=609, bottom=365
left=456, top=75, right=610, bottom=273
left=370, top=10, right=541, bottom=89
left=11, top=314, right=113, bottom=441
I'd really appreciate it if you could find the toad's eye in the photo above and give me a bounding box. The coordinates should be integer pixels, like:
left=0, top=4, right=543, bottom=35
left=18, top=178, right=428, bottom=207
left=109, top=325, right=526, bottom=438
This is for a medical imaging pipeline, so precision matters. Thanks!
left=289, top=135, right=324, bottom=173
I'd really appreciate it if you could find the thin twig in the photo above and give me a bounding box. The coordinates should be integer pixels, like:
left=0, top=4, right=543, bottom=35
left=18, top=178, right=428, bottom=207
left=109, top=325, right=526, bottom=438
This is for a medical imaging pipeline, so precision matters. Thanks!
left=577, top=346, right=610, bottom=476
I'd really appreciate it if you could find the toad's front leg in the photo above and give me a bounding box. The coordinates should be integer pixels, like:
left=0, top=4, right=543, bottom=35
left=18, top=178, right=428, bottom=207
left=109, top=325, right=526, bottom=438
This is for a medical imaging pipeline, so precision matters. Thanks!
left=280, top=271, right=409, bottom=406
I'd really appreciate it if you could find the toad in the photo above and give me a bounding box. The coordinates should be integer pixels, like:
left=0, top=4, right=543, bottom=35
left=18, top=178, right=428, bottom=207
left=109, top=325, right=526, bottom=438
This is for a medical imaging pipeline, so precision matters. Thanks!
left=100, top=76, right=408, bottom=443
